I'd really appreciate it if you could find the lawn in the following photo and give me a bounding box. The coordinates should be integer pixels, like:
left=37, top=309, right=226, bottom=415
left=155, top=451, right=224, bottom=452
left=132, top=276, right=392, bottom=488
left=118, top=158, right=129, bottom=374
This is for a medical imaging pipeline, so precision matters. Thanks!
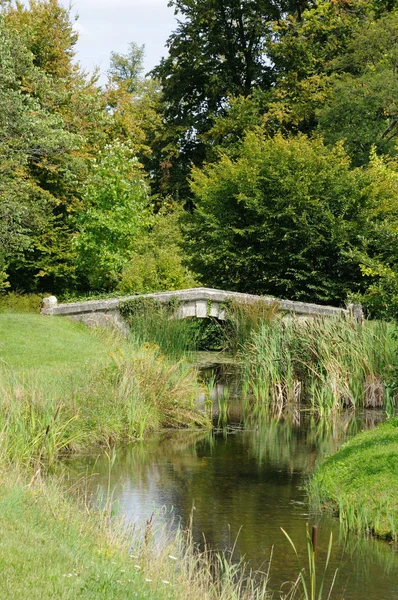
left=310, top=417, right=398, bottom=539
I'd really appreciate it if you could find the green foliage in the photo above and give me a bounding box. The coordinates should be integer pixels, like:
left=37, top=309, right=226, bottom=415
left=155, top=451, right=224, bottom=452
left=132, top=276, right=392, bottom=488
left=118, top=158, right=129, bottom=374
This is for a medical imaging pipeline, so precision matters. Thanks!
left=3, top=0, right=78, bottom=80
left=118, top=206, right=198, bottom=294
left=317, top=10, right=398, bottom=165
left=0, top=292, right=43, bottom=313
left=187, top=131, right=385, bottom=304
left=151, top=0, right=287, bottom=197
left=310, top=418, right=398, bottom=539
left=76, top=142, right=151, bottom=291
left=108, top=41, right=145, bottom=93
left=0, top=13, right=83, bottom=291
left=355, top=263, right=398, bottom=321
left=3, top=0, right=398, bottom=314
left=105, top=44, right=164, bottom=164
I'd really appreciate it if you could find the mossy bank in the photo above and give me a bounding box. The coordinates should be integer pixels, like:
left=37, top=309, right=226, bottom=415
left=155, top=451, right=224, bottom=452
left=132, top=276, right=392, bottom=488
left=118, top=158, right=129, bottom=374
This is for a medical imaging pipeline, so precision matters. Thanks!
left=309, top=418, right=398, bottom=540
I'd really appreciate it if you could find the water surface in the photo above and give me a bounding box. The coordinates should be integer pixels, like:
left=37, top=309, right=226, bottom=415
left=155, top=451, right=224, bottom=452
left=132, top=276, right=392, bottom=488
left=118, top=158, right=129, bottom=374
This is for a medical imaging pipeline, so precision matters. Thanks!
left=70, top=359, right=398, bottom=599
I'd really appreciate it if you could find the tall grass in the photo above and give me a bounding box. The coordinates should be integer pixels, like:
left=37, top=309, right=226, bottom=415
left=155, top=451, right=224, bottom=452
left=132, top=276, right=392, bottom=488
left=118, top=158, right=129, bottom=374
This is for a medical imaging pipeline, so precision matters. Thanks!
left=224, top=299, right=280, bottom=355
left=121, top=297, right=281, bottom=356
left=121, top=300, right=203, bottom=357
left=0, top=346, right=208, bottom=467
left=0, top=315, right=208, bottom=467
left=241, top=316, right=397, bottom=415
left=130, top=511, right=277, bottom=600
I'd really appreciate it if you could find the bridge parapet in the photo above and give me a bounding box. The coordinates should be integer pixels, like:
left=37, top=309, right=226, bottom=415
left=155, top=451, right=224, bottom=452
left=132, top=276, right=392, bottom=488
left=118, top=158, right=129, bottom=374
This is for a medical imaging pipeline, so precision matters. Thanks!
left=41, top=287, right=362, bottom=331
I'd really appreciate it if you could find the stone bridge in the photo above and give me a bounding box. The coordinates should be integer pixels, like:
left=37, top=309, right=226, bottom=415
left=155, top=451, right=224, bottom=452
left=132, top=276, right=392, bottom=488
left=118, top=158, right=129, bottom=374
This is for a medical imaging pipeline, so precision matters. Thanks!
left=40, top=287, right=363, bottom=332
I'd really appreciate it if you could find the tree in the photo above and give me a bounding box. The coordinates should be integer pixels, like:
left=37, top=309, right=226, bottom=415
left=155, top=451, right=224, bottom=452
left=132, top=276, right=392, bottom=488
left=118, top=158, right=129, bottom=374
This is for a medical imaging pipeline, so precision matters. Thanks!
left=0, top=14, right=82, bottom=292
left=0, top=1, right=114, bottom=293
left=151, top=0, right=291, bottom=198
left=105, top=44, right=164, bottom=169
left=76, top=142, right=151, bottom=291
left=317, top=10, right=398, bottom=164
left=3, top=0, right=78, bottom=80
left=185, top=131, right=398, bottom=304
left=118, top=205, right=198, bottom=294
left=108, top=42, right=145, bottom=93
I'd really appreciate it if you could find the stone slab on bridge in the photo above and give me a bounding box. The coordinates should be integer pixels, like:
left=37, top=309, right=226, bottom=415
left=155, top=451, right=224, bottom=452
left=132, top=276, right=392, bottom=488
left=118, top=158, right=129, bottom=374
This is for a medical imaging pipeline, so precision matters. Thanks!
left=40, top=287, right=363, bottom=332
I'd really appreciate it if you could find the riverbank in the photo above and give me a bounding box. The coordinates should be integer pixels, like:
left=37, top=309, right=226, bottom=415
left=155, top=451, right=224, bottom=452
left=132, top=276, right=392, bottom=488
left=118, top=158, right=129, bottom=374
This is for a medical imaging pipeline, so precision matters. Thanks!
left=310, top=417, right=398, bottom=540
left=0, top=314, right=208, bottom=465
left=0, top=471, right=168, bottom=600
left=0, top=314, right=284, bottom=600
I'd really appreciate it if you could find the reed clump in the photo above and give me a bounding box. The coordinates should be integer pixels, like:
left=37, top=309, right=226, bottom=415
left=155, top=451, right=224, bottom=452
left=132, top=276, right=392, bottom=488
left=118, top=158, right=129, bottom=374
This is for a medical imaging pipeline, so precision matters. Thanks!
left=241, top=316, right=397, bottom=415
left=120, top=298, right=202, bottom=357
left=224, top=299, right=280, bottom=355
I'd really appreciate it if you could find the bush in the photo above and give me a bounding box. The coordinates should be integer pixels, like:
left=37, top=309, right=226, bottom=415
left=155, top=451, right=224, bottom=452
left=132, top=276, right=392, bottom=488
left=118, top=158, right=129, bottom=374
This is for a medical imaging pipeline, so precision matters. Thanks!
left=0, top=292, right=43, bottom=313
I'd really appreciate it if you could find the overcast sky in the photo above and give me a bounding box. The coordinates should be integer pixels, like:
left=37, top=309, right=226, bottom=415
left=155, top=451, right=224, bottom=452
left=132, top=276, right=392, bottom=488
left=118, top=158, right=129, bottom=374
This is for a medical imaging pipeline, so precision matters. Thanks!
left=64, top=0, right=178, bottom=82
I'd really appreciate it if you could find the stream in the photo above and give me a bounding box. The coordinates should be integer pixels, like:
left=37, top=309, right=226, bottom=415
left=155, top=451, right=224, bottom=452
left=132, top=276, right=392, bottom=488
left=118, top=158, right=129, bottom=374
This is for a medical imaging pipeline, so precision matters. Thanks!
left=68, top=356, right=398, bottom=599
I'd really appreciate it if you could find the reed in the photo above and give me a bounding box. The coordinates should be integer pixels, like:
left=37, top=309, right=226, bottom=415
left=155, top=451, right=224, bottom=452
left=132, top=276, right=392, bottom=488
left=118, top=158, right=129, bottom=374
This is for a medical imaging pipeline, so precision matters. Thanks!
left=224, top=299, right=280, bottom=355
left=241, top=316, right=397, bottom=415
left=281, top=525, right=337, bottom=600
left=124, top=303, right=201, bottom=357
left=126, top=312, right=228, bottom=357
left=0, top=314, right=208, bottom=467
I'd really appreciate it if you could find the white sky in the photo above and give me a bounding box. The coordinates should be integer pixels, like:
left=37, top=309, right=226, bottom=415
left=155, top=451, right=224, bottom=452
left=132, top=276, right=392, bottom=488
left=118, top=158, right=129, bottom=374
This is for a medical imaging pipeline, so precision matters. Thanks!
left=54, top=1, right=178, bottom=82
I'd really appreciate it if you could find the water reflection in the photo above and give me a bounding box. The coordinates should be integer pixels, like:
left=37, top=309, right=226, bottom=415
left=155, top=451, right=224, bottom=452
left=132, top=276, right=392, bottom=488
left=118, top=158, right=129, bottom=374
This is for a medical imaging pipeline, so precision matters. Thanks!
left=68, top=362, right=397, bottom=600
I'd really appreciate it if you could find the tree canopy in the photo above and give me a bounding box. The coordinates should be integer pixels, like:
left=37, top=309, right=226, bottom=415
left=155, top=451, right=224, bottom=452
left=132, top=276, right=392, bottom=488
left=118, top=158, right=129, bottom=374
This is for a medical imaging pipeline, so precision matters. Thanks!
left=2, top=0, right=398, bottom=316
left=186, top=132, right=398, bottom=304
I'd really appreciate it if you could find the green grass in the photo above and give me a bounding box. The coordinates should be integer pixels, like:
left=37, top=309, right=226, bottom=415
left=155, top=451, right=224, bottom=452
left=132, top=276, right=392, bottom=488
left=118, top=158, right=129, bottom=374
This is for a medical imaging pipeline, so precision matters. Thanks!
left=0, top=314, right=208, bottom=465
left=0, top=314, right=112, bottom=372
left=309, top=418, right=398, bottom=539
left=0, top=475, right=167, bottom=600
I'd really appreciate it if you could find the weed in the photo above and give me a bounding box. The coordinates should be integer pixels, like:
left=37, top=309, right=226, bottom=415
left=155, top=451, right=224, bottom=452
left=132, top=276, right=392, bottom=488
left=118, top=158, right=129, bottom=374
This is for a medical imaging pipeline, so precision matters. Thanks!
left=281, top=525, right=337, bottom=600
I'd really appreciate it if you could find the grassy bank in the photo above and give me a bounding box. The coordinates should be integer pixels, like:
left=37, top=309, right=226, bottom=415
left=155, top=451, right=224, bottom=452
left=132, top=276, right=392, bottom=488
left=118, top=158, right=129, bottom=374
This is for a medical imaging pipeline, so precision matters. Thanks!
left=1, top=466, right=299, bottom=600
left=309, top=418, right=398, bottom=539
left=0, top=314, right=208, bottom=465
left=0, top=473, right=167, bottom=600
left=241, top=316, right=397, bottom=415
